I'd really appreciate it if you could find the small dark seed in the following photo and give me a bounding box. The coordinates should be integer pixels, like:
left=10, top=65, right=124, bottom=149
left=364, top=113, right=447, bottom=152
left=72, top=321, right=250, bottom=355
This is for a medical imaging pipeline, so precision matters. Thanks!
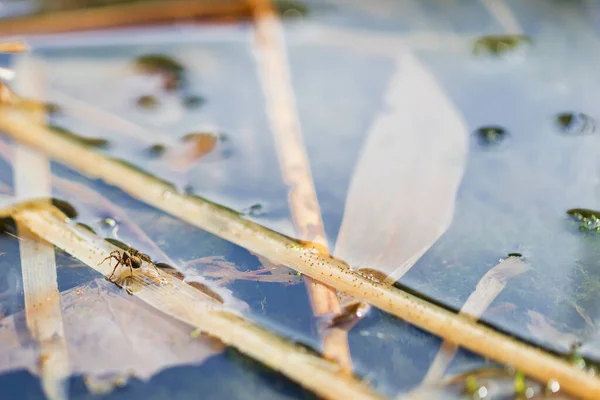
left=555, top=112, right=595, bottom=135
left=242, top=203, right=265, bottom=217
left=76, top=223, right=96, bottom=235
left=145, top=143, right=167, bottom=158
left=104, top=238, right=129, bottom=251
left=474, top=125, right=508, bottom=147
left=136, top=95, right=159, bottom=110
left=182, top=95, right=206, bottom=109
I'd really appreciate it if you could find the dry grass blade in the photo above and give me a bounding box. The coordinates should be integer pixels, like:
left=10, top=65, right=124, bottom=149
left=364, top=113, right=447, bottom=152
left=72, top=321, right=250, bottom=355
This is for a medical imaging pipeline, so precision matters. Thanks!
left=248, top=0, right=351, bottom=369
left=0, top=108, right=599, bottom=399
left=12, top=55, right=70, bottom=400
left=7, top=202, right=383, bottom=400
left=0, top=0, right=251, bottom=35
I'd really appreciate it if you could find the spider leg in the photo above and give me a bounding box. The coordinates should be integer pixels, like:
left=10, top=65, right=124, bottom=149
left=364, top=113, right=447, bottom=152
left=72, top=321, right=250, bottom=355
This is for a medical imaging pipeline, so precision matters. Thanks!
left=107, top=257, right=122, bottom=281
left=99, top=250, right=119, bottom=266
left=150, top=262, right=161, bottom=276
left=107, top=260, right=122, bottom=281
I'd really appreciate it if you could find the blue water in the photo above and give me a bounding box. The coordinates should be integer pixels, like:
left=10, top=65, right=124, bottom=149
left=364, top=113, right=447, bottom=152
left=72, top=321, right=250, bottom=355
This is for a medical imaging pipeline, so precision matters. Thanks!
left=2, top=0, right=600, bottom=399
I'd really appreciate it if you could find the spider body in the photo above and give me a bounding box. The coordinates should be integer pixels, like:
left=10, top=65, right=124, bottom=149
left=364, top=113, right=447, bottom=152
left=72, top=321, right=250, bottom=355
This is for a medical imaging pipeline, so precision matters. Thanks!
left=100, top=246, right=161, bottom=281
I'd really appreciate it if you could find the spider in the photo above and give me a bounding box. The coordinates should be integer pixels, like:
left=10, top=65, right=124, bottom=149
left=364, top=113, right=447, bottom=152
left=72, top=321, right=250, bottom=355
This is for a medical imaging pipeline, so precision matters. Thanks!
left=100, top=247, right=161, bottom=281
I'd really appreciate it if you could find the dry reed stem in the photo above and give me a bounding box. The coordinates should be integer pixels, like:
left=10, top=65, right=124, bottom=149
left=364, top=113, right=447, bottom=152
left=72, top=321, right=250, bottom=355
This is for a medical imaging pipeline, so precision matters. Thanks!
left=248, top=0, right=352, bottom=369
left=8, top=203, right=383, bottom=400
left=0, top=0, right=251, bottom=35
left=421, top=257, right=530, bottom=383
left=12, top=55, right=70, bottom=400
left=0, top=41, right=29, bottom=53
left=0, top=108, right=599, bottom=399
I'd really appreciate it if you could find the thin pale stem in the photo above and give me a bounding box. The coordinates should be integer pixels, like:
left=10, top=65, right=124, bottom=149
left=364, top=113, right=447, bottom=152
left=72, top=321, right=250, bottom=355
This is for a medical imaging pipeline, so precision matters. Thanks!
left=12, top=55, right=69, bottom=400
left=421, top=257, right=530, bottom=383
left=248, top=0, right=352, bottom=369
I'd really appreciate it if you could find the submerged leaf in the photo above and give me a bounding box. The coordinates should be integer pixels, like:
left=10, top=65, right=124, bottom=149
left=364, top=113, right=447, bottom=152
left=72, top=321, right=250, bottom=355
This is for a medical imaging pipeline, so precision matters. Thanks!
left=334, top=49, right=468, bottom=282
left=526, top=310, right=580, bottom=352
left=0, top=280, right=227, bottom=383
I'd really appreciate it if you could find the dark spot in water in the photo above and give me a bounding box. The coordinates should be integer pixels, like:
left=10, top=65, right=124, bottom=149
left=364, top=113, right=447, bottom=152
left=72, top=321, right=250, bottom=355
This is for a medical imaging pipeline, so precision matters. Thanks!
left=507, top=252, right=522, bottom=258
left=145, top=144, right=167, bottom=158
left=186, top=281, right=224, bottom=304
left=155, top=262, right=185, bottom=280
left=567, top=208, right=600, bottom=220
left=242, top=204, right=265, bottom=217
left=555, top=112, right=595, bottom=135
left=133, top=54, right=186, bottom=91
left=76, top=223, right=96, bottom=235
left=104, top=238, right=129, bottom=251
left=567, top=208, right=600, bottom=232
left=182, top=95, right=205, bottom=109
left=474, top=126, right=508, bottom=147
left=134, top=54, right=184, bottom=76
left=51, top=198, right=78, bottom=219
left=276, top=0, right=309, bottom=17
left=473, top=34, right=531, bottom=56
left=48, top=124, right=110, bottom=149
left=136, top=95, right=159, bottom=110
